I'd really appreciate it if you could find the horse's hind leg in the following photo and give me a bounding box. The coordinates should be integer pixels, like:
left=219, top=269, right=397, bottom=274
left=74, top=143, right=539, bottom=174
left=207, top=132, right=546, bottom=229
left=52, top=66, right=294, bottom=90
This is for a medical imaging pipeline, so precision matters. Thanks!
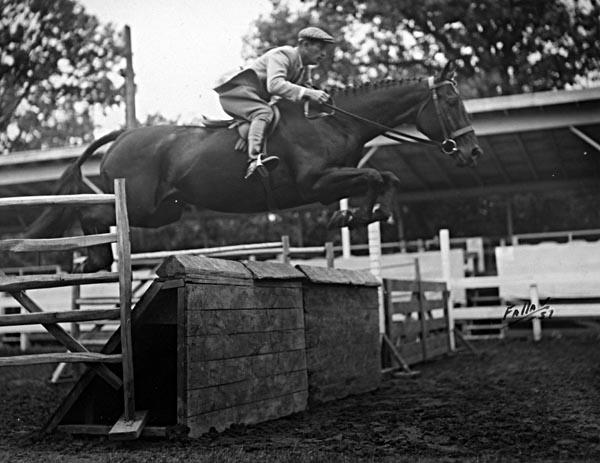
left=77, top=204, right=115, bottom=272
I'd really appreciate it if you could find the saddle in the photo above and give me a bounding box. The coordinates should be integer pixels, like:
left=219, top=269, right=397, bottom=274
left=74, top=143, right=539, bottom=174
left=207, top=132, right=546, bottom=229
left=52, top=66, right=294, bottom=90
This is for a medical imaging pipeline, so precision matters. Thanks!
left=199, top=106, right=281, bottom=153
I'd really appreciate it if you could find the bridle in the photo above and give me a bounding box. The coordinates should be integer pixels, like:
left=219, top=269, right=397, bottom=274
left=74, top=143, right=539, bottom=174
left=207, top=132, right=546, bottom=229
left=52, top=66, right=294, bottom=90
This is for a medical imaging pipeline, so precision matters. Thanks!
left=304, top=76, right=475, bottom=156
left=415, top=76, right=475, bottom=155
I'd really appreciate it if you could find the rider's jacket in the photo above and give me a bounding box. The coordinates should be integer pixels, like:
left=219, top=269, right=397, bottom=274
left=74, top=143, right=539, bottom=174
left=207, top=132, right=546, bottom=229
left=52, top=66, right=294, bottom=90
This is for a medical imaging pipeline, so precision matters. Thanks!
left=214, top=46, right=309, bottom=101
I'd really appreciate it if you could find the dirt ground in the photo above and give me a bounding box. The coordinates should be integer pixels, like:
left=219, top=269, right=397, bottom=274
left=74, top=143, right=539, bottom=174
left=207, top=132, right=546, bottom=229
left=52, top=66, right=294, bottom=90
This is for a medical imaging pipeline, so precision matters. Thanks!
left=1, top=335, right=600, bottom=462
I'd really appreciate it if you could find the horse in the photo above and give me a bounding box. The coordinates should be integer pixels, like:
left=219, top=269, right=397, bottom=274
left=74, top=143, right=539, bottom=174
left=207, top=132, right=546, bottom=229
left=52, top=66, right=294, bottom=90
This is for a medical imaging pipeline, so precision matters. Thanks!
left=26, top=61, right=482, bottom=271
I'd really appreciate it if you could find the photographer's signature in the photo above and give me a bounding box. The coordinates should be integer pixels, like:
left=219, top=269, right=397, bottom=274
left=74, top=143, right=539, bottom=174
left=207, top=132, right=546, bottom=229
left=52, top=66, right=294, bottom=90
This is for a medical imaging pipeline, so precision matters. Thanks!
left=503, top=298, right=554, bottom=327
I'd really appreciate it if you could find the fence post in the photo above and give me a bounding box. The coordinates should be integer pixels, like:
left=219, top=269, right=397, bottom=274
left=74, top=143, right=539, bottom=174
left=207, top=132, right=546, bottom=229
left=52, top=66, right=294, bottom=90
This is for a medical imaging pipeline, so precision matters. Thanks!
left=440, top=229, right=455, bottom=350
left=325, top=242, right=335, bottom=268
left=415, top=258, right=428, bottom=361
left=339, top=198, right=351, bottom=258
left=368, top=222, right=385, bottom=335
left=529, top=283, right=542, bottom=341
left=114, top=179, right=135, bottom=422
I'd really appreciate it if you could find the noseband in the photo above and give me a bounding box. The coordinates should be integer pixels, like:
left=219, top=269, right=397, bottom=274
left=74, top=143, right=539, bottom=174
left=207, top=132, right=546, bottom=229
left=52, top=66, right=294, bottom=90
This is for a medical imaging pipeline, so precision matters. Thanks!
left=416, top=77, right=475, bottom=155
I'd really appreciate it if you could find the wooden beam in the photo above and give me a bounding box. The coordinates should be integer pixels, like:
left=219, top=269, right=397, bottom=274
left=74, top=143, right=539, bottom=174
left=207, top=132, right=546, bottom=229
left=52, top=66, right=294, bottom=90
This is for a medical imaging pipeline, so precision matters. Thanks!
left=0, top=233, right=117, bottom=252
left=0, top=352, right=122, bottom=366
left=0, top=194, right=115, bottom=208
left=0, top=308, right=121, bottom=326
left=0, top=272, right=119, bottom=292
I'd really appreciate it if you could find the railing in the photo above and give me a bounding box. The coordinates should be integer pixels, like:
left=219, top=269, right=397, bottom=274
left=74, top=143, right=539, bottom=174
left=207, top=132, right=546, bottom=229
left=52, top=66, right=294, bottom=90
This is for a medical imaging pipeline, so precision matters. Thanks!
left=0, top=179, right=146, bottom=439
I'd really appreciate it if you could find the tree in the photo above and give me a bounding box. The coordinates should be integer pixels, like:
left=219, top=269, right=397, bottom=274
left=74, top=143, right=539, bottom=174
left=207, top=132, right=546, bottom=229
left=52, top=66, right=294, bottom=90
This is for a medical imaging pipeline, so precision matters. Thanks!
left=0, top=0, right=125, bottom=152
left=248, top=0, right=600, bottom=97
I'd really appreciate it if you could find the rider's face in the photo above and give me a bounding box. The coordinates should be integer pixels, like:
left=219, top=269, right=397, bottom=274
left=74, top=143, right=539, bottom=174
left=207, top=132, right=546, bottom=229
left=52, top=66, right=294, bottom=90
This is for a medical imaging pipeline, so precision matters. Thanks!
left=300, top=41, right=330, bottom=66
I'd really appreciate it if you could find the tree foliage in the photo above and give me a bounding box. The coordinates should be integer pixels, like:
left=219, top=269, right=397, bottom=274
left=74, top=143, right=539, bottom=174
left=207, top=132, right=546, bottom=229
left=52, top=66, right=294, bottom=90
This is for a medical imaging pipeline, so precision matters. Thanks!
left=0, top=0, right=125, bottom=152
left=248, top=0, right=600, bottom=97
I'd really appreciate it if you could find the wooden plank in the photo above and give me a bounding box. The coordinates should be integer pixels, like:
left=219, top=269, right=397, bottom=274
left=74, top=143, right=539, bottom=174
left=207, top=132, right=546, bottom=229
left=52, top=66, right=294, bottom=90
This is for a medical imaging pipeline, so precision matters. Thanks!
left=187, top=370, right=307, bottom=414
left=75, top=297, right=140, bottom=306
left=186, top=284, right=302, bottom=311
left=114, top=178, right=136, bottom=423
left=425, top=317, right=448, bottom=332
left=0, top=308, right=121, bottom=326
left=0, top=233, right=117, bottom=252
left=385, top=279, right=447, bottom=292
left=298, top=265, right=380, bottom=286
left=393, top=299, right=421, bottom=315
left=188, top=350, right=307, bottom=387
left=108, top=410, right=149, bottom=441
left=386, top=280, right=419, bottom=292
left=186, top=308, right=304, bottom=336
left=187, top=329, right=306, bottom=362
left=0, top=193, right=116, bottom=207
left=0, top=352, right=122, bottom=366
left=241, top=260, right=304, bottom=280
left=57, top=425, right=171, bottom=438
left=156, top=254, right=252, bottom=281
left=0, top=272, right=119, bottom=291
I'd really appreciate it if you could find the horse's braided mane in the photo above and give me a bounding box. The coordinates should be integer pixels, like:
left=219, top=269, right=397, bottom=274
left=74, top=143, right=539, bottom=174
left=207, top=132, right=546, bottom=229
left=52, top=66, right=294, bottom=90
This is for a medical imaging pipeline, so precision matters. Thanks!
left=327, top=76, right=426, bottom=97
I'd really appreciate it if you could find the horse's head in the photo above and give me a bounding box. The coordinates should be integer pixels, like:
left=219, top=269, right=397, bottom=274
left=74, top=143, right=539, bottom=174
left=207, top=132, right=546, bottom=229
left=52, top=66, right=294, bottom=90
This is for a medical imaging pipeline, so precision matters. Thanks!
left=415, top=62, right=483, bottom=167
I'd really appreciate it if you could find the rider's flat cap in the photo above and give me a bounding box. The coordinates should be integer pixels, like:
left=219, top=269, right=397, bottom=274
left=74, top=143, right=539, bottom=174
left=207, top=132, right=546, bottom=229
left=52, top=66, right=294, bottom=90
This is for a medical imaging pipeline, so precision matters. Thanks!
left=298, top=27, right=335, bottom=43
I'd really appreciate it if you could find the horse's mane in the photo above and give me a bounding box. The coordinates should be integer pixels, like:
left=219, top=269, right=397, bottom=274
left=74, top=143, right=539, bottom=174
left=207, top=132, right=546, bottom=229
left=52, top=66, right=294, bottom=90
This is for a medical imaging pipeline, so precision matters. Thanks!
left=327, top=76, right=426, bottom=97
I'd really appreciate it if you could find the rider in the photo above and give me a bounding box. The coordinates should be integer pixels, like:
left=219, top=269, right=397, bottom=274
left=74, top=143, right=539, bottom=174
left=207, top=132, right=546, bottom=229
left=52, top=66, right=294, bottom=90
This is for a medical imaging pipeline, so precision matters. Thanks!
left=214, top=26, right=334, bottom=179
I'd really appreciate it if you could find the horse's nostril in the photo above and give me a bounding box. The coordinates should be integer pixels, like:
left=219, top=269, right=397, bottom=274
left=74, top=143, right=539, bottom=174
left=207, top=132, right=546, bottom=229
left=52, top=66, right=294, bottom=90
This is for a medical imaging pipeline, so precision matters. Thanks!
left=472, top=147, right=483, bottom=159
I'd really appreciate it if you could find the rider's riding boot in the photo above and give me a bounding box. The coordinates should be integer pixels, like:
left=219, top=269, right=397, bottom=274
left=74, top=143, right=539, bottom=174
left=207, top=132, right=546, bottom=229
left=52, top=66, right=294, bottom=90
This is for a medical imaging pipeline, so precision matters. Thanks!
left=245, top=119, right=279, bottom=179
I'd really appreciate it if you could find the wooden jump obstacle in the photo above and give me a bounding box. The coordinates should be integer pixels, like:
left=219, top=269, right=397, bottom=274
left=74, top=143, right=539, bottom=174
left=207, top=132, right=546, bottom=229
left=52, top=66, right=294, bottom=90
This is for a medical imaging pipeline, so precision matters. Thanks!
left=0, top=179, right=148, bottom=439
left=45, top=254, right=381, bottom=438
left=382, top=276, right=452, bottom=368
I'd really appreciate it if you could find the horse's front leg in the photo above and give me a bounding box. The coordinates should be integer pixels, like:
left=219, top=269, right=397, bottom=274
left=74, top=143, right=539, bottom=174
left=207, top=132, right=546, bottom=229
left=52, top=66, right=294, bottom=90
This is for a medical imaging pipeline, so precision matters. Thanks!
left=371, top=171, right=401, bottom=223
left=302, top=167, right=385, bottom=229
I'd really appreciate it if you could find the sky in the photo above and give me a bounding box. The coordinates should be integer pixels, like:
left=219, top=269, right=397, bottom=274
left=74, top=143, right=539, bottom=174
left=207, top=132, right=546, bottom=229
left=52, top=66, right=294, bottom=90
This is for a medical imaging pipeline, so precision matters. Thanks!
left=80, top=0, right=273, bottom=132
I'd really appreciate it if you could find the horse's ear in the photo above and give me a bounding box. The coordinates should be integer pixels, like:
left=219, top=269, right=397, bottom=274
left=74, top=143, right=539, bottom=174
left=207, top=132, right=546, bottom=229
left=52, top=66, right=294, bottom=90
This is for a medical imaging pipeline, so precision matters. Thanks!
left=438, top=61, right=457, bottom=82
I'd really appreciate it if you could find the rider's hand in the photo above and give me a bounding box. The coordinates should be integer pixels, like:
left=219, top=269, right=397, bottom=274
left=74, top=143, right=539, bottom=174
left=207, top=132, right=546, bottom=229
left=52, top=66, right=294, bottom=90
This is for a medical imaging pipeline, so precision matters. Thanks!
left=304, top=88, right=330, bottom=104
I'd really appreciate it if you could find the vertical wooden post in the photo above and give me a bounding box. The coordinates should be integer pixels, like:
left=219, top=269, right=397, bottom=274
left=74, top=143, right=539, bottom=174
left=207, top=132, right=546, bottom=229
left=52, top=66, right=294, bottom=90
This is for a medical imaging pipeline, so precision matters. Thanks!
left=368, top=221, right=385, bottom=335
left=339, top=198, right=351, bottom=258
left=124, top=25, right=137, bottom=129
left=114, top=179, right=134, bottom=421
left=325, top=241, right=334, bottom=268
left=440, top=229, right=455, bottom=350
left=442, top=289, right=452, bottom=351
left=529, top=283, right=542, bottom=342
left=415, top=258, right=428, bottom=361
left=280, top=235, right=290, bottom=264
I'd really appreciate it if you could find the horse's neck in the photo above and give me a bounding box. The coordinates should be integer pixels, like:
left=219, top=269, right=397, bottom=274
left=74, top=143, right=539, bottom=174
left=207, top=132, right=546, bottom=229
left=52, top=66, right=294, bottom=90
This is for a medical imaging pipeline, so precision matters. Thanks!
left=332, top=80, right=429, bottom=143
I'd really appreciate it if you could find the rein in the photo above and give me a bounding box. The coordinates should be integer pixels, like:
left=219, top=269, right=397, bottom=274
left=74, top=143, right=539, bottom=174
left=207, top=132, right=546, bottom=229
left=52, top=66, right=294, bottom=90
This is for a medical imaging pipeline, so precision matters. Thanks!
left=305, top=77, right=474, bottom=155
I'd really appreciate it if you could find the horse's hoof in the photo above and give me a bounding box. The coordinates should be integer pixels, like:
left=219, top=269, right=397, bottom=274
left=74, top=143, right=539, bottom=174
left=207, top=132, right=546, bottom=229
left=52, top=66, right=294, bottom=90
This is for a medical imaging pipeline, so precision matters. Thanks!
left=327, top=210, right=354, bottom=229
left=371, top=207, right=390, bottom=223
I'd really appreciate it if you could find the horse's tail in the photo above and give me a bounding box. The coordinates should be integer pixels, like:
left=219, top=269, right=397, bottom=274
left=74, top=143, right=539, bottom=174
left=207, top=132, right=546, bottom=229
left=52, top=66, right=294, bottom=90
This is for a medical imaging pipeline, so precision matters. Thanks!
left=25, top=130, right=126, bottom=238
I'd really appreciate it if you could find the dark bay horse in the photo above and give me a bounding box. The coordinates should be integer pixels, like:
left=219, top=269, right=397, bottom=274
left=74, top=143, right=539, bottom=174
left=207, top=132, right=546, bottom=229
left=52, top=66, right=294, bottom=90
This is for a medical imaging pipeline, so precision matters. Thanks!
left=27, top=62, right=482, bottom=271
